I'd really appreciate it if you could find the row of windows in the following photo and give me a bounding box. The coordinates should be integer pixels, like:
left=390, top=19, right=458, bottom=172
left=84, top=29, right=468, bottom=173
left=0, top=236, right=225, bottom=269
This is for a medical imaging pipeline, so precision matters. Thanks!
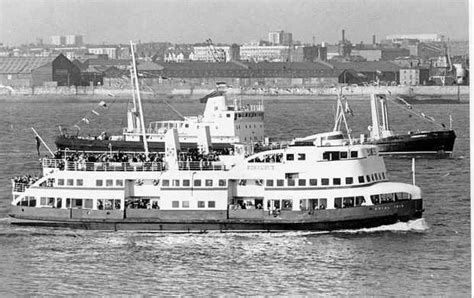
left=286, top=153, right=306, bottom=161
left=322, top=151, right=359, bottom=161
left=58, top=178, right=125, bottom=187
left=171, top=200, right=216, bottom=208
left=252, top=151, right=362, bottom=163
left=243, top=136, right=261, bottom=141
left=249, top=151, right=365, bottom=163
left=264, top=172, right=386, bottom=187
left=21, top=197, right=122, bottom=210
left=160, top=179, right=226, bottom=187
left=58, top=179, right=84, bottom=186
left=235, top=112, right=263, bottom=119
left=57, top=178, right=227, bottom=188
left=96, top=179, right=124, bottom=187
left=267, top=193, right=410, bottom=211
left=19, top=193, right=411, bottom=210
left=334, top=196, right=366, bottom=208
left=236, top=124, right=263, bottom=129
left=370, top=192, right=411, bottom=204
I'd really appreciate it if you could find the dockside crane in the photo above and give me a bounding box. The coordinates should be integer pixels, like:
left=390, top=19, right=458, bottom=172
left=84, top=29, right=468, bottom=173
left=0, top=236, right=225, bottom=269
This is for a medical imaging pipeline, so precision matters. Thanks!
left=206, top=38, right=226, bottom=62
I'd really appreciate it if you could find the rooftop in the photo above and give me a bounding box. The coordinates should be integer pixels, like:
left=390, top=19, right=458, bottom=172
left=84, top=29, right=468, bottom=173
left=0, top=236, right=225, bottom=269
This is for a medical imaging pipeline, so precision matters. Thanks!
left=0, top=56, right=54, bottom=74
left=330, top=61, right=401, bottom=72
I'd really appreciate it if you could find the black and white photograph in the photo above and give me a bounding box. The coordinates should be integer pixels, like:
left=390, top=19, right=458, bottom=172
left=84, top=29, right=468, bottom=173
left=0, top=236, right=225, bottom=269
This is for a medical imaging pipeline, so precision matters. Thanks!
left=0, top=0, right=470, bottom=295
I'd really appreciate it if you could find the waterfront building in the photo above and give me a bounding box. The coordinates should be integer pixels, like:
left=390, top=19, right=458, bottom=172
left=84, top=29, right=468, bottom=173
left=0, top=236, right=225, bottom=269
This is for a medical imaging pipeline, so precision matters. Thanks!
left=240, top=45, right=290, bottom=62
left=87, top=46, right=120, bottom=59
left=332, top=61, right=401, bottom=85
left=399, top=67, right=430, bottom=86
left=0, top=54, right=80, bottom=87
left=51, top=47, right=88, bottom=60
left=228, top=44, right=240, bottom=61
left=380, top=47, right=411, bottom=61
left=142, top=61, right=338, bottom=89
left=81, top=57, right=131, bottom=70
left=448, top=40, right=469, bottom=56
left=406, top=42, right=445, bottom=59
left=326, top=44, right=340, bottom=60
left=351, top=48, right=382, bottom=61
left=386, top=34, right=445, bottom=43
left=190, top=46, right=230, bottom=62
left=164, top=52, right=186, bottom=63
left=292, top=45, right=327, bottom=62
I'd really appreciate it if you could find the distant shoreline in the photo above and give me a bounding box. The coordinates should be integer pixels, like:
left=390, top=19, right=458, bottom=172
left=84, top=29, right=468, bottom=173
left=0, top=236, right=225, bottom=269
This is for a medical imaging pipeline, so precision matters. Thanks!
left=0, top=85, right=469, bottom=103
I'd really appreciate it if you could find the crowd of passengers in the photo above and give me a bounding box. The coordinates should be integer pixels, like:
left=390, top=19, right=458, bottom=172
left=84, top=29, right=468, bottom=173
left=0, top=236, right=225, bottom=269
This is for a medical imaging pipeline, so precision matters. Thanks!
left=55, top=151, right=162, bottom=163
left=12, top=175, right=40, bottom=186
left=125, top=199, right=160, bottom=209
left=249, top=153, right=283, bottom=163
left=52, top=148, right=223, bottom=164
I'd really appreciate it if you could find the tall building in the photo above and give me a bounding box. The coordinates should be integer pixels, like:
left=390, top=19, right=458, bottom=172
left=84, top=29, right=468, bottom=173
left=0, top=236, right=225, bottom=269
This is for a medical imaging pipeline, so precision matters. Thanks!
left=229, top=44, right=240, bottom=61
left=281, top=32, right=293, bottom=45
left=51, top=35, right=66, bottom=46
left=268, top=31, right=293, bottom=45
left=65, top=35, right=83, bottom=46
left=268, top=31, right=281, bottom=45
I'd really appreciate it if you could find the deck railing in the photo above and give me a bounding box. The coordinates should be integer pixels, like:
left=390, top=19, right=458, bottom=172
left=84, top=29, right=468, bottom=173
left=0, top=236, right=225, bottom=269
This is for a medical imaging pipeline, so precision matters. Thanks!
left=41, top=159, right=226, bottom=172
left=65, top=161, right=165, bottom=172
left=177, top=161, right=226, bottom=171
left=42, top=158, right=165, bottom=172
left=12, top=182, right=27, bottom=192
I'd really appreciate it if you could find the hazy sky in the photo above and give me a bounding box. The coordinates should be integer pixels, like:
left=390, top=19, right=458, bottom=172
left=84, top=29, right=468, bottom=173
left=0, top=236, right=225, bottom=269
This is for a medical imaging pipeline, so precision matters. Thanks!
left=0, top=0, right=469, bottom=46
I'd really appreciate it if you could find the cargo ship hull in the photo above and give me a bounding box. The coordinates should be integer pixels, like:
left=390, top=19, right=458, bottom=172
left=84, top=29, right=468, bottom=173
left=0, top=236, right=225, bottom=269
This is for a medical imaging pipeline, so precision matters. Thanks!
left=371, top=130, right=456, bottom=157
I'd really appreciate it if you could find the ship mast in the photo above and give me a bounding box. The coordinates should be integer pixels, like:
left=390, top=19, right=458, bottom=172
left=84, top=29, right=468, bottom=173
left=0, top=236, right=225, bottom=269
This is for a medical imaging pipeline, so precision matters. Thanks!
left=333, top=89, right=353, bottom=144
left=130, top=41, right=149, bottom=156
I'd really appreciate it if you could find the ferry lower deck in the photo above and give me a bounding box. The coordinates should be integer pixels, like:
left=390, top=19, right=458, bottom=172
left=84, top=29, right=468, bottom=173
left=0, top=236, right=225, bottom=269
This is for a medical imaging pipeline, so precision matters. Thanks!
left=9, top=199, right=423, bottom=231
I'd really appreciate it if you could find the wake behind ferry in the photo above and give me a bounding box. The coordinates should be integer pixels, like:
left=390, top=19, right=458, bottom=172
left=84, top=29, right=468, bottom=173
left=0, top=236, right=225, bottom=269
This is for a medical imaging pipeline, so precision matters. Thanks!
left=8, top=42, right=423, bottom=232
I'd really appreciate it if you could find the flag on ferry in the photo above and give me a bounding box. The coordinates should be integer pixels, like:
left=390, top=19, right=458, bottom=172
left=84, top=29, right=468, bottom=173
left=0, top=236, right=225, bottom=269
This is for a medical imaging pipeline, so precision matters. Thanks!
left=35, top=136, right=41, bottom=157
left=344, top=100, right=354, bottom=116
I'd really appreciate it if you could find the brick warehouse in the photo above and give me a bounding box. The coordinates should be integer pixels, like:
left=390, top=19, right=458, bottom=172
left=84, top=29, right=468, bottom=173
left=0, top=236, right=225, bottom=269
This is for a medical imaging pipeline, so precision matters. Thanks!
left=0, top=54, right=80, bottom=87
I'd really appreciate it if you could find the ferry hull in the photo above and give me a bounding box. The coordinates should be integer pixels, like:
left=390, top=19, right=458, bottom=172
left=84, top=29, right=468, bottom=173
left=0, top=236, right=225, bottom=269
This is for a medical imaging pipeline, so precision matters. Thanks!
left=371, top=130, right=455, bottom=157
left=9, top=200, right=423, bottom=232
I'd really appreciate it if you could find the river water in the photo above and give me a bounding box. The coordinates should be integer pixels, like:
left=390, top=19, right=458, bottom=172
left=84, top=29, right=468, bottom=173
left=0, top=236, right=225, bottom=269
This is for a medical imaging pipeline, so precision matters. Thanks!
left=0, top=96, right=470, bottom=295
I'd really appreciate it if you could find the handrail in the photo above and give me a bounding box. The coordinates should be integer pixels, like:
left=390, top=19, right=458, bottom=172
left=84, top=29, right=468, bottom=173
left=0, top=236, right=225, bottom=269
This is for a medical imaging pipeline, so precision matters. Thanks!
left=177, top=161, right=226, bottom=171
left=41, top=158, right=226, bottom=172
left=12, top=182, right=27, bottom=192
left=64, top=161, right=165, bottom=172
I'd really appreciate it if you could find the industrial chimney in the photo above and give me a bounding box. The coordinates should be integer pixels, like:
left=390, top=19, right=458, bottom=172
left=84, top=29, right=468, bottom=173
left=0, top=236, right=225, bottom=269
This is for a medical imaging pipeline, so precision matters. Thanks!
left=342, top=29, right=345, bottom=42
left=372, top=34, right=376, bottom=45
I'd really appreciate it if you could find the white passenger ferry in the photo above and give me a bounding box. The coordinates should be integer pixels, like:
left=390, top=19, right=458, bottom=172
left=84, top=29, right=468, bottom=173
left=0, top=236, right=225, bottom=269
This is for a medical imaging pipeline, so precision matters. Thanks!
left=10, top=126, right=423, bottom=231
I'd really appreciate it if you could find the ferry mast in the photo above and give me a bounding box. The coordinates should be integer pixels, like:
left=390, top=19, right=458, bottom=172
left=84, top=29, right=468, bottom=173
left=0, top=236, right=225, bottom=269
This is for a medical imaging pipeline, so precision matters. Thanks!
left=130, top=41, right=149, bottom=156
